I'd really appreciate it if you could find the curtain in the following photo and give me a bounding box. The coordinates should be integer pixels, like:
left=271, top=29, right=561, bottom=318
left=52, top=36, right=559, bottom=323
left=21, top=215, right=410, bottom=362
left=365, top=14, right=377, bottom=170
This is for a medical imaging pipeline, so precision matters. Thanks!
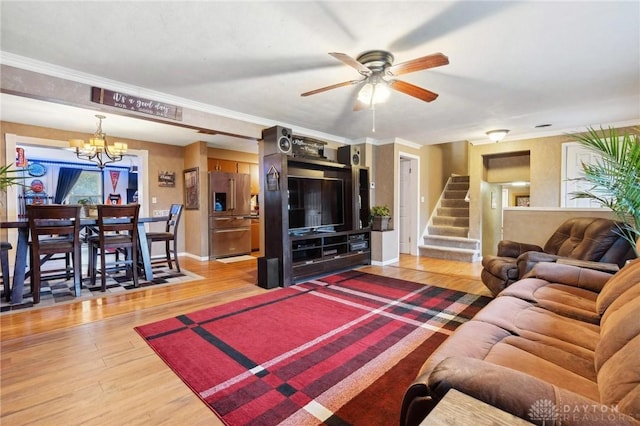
left=54, top=167, right=82, bottom=204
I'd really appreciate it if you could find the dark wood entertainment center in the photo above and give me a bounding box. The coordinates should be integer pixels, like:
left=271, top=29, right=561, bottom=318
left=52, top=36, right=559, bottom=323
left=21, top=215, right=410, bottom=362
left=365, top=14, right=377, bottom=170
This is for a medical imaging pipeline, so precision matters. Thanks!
left=261, top=152, right=371, bottom=287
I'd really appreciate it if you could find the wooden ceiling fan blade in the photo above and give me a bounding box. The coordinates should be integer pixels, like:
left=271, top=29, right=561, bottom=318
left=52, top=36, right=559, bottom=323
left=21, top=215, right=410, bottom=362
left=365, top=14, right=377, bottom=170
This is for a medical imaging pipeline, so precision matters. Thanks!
left=301, top=80, right=363, bottom=97
left=386, top=52, right=449, bottom=76
left=329, top=52, right=372, bottom=76
left=389, top=80, right=439, bottom=102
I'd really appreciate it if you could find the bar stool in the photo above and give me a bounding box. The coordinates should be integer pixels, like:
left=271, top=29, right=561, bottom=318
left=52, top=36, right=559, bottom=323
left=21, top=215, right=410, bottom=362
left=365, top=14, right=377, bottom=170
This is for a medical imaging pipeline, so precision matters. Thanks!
left=1, top=242, right=12, bottom=302
left=27, top=204, right=82, bottom=304
left=88, top=204, right=140, bottom=292
left=146, top=203, right=183, bottom=272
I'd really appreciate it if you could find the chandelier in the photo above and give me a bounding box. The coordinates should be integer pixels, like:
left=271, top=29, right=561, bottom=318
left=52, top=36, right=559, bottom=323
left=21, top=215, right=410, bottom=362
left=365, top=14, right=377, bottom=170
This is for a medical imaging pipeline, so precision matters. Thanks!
left=69, top=115, right=128, bottom=168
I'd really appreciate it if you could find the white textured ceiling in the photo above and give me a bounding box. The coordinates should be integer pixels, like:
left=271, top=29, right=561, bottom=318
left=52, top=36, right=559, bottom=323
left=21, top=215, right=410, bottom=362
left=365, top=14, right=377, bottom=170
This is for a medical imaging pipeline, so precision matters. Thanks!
left=1, top=1, right=639, bottom=151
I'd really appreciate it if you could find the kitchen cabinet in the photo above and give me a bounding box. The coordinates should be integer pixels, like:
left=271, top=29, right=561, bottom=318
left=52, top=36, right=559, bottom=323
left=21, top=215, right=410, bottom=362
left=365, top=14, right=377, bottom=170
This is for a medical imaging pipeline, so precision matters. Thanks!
left=251, top=217, right=260, bottom=251
left=250, top=163, right=259, bottom=195
left=208, top=159, right=259, bottom=194
left=209, top=159, right=238, bottom=173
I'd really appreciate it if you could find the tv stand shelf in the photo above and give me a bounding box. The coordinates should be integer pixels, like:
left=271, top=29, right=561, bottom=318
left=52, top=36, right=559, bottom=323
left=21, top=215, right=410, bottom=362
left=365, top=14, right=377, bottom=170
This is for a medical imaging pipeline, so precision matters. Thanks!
left=262, top=151, right=371, bottom=287
left=290, top=230, right=371, bottom=281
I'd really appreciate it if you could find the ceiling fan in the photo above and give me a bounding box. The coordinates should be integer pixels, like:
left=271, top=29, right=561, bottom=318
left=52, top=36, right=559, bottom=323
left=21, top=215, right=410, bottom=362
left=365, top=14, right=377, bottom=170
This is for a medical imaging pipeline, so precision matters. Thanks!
left=301, top=50, right=449, bottom=111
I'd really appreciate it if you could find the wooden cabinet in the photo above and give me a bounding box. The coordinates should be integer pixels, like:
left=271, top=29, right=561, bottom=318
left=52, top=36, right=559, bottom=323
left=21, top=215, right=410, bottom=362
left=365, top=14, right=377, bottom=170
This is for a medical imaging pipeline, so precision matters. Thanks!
left=251, top=217, right=260, bottom=251
left=262, top=153, right=370, bottom=287
left=213, top=159, right=237, bottom=173
left=250, top=163, right=259, bottom=195
left=290, top=230, right=370, bottom=281
left=208, top=159, right=259, bottom=195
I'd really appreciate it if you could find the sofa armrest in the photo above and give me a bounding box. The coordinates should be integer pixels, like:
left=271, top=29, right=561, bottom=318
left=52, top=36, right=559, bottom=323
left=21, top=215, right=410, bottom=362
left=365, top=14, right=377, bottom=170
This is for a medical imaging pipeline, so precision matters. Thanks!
left=516, top=251, right=561, bottom=277
left=422, top=357, right=637, bottom=425
left=497, top=240, right=543, bottom=258
left=523, top=261, right=613, bottom=293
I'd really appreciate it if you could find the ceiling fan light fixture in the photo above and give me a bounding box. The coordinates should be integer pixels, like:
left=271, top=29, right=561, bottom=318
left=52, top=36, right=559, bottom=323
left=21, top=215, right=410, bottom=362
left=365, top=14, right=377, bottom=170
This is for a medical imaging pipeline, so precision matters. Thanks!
left=357, top=81, right=390, bottom=107
left=486, top=129, right=510, bottom=142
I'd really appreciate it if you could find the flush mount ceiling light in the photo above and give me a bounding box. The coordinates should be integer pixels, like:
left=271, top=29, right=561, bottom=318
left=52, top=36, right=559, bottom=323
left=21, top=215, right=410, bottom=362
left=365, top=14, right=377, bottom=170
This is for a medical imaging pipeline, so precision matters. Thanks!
left=69, top=115, right=128, bottom=169
left=486, top=129, right=510, bottom=142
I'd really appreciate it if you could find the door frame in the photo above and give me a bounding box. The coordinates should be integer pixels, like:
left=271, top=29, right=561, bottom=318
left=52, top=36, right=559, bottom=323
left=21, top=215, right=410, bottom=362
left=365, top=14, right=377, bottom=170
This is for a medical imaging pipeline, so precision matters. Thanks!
left=398, top=151, right=420, bottom=255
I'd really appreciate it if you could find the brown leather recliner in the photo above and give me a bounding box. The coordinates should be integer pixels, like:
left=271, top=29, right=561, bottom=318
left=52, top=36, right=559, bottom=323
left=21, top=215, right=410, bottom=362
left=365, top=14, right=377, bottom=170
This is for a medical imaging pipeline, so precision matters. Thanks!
left=480, top=217, right=635, bottom=296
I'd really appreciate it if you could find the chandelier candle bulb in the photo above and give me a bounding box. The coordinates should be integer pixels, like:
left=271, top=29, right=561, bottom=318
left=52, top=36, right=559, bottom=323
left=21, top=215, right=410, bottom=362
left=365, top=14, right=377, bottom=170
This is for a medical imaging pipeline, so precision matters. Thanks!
left=68, top=114, right=128, bottom=168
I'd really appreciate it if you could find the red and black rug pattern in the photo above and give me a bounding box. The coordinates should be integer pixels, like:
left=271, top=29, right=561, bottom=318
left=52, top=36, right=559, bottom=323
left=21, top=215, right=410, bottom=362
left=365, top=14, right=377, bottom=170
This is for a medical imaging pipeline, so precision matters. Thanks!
left=135, top=270, right=491, bottom=425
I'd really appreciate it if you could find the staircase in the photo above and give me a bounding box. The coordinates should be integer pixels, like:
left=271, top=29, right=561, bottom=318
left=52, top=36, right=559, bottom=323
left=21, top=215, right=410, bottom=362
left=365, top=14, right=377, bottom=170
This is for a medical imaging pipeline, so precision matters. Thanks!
left=419, top=175, right=481, bottom=262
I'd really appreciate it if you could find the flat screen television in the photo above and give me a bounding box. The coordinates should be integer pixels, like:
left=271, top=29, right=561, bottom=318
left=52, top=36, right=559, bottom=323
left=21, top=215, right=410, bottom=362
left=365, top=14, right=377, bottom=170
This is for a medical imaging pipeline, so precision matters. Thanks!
left=288, top=176, right=344, bottom=232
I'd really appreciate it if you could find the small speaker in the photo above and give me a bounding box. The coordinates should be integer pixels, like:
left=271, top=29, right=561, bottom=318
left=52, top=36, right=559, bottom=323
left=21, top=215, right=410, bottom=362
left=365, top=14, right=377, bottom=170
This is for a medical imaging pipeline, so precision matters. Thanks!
left=262, top=126, right=293, bottom=156
left=258, top=257, right=280, bottom=289
left=338, top=145, right=361, bottom=166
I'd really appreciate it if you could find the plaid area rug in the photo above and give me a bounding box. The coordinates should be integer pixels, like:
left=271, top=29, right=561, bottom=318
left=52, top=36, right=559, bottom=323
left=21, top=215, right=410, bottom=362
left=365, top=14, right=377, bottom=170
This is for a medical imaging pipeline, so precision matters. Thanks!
left=1, top=266, right=203, bottom=313
left=135, top=270, right=491, bottom=425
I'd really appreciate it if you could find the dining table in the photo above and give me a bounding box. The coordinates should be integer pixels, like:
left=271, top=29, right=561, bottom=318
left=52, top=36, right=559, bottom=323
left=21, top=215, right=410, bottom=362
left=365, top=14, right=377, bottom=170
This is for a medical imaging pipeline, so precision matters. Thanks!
left=1, top=215, right=168, bottom=304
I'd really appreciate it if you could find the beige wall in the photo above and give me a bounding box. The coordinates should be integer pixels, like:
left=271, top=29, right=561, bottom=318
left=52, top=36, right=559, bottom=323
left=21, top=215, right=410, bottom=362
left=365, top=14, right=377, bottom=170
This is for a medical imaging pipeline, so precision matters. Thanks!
left=207, top=147, right=258, bottom=163
left=183, top=142, right=209, bottom=259
left=440, top=141, right=469, bottom=186
left=372, top=144, right=395, bottom=215
left=484, top=151, right=530, bottom=183
left=502, top=208, right=618, bottom=248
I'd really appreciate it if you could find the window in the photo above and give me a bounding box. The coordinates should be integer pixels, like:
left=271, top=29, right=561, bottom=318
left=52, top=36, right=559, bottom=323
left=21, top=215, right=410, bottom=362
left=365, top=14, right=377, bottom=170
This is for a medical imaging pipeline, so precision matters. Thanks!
left=68, top=170, right=103, bottom=204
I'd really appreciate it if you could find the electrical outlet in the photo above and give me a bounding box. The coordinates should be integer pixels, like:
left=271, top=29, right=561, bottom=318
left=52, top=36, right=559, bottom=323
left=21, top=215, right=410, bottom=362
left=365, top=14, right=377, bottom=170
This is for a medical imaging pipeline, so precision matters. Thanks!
left=152, top=197, right=157, bottom=204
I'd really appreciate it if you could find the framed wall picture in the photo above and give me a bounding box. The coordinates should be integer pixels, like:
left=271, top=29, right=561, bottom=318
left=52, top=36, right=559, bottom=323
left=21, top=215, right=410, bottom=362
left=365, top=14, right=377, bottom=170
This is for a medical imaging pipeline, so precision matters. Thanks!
left=158, top=170, right=176, bottom=187
left=183, top=167, right=199, bottom=209
left=515, top=195, right=530, bottom=207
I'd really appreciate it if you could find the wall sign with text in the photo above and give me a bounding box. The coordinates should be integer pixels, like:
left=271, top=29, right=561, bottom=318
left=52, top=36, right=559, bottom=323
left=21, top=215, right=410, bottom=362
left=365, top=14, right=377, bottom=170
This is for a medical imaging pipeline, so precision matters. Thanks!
left=91, top=87, right=183, bottom=120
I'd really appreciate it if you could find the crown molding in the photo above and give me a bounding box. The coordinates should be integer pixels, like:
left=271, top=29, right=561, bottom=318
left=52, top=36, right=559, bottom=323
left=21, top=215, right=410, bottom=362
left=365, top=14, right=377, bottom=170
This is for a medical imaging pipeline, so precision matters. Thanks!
left=0, top=52, right=352, bottom=145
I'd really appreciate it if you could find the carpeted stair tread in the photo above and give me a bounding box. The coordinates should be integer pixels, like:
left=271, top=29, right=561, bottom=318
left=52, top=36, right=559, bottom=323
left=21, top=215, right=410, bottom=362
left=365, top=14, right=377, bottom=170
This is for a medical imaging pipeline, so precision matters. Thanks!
left=422, top=175, right=480, bottom=263
left=428, top=225, right=469, bottom=238
left=419, top=244, right=481, bottom=262
left=440, top=199, right=468, bottom=209
left=433, top=216, right=469, bottom=227
left=444, top=190, right=468, bottom=199
left=422, top=235, right=480, bottom=250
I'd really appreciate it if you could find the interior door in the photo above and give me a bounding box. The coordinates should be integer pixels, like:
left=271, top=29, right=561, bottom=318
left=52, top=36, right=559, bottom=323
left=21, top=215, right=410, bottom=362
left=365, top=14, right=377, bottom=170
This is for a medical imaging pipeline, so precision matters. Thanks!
left=399, top=158, right=412, bottom=254
left=563, top=143, right=602, bottom=208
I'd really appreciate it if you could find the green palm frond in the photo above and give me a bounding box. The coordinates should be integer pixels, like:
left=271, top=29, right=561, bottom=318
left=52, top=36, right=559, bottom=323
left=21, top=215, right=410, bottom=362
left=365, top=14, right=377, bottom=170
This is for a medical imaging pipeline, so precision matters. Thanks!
left=0, top=164, right=29, bottom=191
left=569, top=126, right=640, bottom=256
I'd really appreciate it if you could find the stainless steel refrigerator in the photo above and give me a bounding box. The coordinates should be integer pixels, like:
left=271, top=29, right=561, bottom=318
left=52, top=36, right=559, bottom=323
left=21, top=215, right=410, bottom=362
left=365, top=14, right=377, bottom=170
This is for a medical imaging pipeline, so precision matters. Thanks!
left=208, top=172, right=252, bottom=259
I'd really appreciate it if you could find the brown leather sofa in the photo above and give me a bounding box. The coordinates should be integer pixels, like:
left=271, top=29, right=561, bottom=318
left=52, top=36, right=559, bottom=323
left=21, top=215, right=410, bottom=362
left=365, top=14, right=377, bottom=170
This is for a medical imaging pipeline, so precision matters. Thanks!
left=481, top=217, right=635, bottom=296
left=401, top=258, right=640, bottom=426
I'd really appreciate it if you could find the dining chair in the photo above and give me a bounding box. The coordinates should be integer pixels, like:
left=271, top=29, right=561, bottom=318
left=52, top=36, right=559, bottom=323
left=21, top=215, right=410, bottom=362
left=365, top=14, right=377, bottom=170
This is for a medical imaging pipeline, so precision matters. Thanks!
left=88, top=204, right=140, bottom=292
left=1, top=241, right=12, bottom=302
left=26, top=204, right=82, bottom=304
left=146, top=203, right=183, bottom=272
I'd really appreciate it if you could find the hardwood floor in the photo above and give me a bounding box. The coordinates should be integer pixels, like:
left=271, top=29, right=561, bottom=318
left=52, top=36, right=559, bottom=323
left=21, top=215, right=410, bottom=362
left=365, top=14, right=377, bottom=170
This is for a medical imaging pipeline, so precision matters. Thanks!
left=0, top=255, right=490, bottom=425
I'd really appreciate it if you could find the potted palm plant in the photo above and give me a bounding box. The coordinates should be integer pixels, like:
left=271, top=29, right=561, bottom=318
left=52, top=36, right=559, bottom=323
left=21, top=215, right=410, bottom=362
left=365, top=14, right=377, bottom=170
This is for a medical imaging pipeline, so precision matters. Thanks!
left=370, top=205, right=392, bottom=231
left=0, top=164, right=27, bottom=191
left=570, top=126, right=639, bottom=256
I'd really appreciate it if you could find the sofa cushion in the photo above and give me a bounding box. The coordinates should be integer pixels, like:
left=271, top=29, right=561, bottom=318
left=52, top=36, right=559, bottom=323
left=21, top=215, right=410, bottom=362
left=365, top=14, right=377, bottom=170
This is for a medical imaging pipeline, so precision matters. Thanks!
left=499, top=278, right=601, bottom=324
left=596, top=258, right=640, bottom=315
left=596, top=280, right=640, bottom=416
left=482, top=337, right=600, bottom=402
left=473, top=296, right=599, bottom=359
left=544, top=217, right=622, bottom=260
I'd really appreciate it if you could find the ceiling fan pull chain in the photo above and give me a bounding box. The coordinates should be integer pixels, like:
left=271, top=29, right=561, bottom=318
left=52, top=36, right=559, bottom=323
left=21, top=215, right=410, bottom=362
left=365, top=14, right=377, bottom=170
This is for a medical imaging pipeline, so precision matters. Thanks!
left=372, top=105, right=376, bottom=133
